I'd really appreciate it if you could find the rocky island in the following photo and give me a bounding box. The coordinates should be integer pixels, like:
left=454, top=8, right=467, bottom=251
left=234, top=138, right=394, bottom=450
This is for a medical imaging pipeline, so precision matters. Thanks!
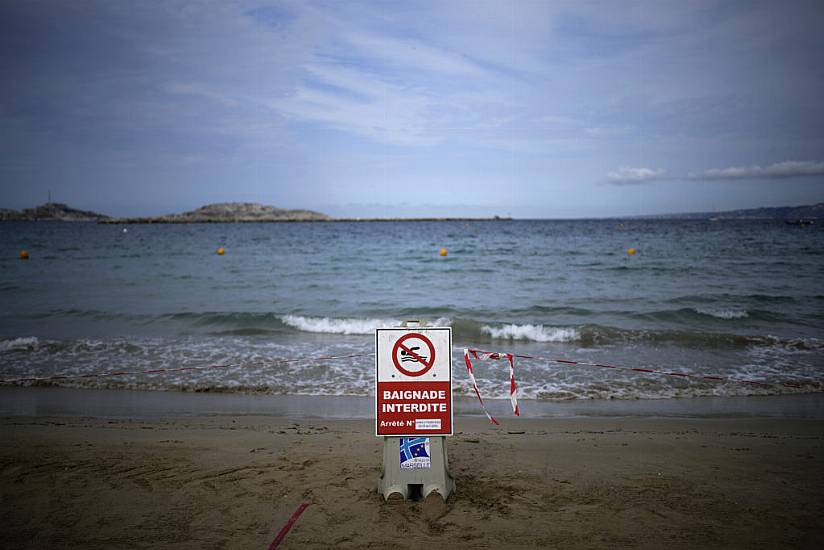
left=101, top=202, right=331, bottom=224
left=0, top=202, right=110, bottom=222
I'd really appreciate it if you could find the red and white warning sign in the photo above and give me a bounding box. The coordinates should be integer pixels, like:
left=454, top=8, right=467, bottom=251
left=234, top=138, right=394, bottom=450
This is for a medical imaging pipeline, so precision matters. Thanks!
left=375, top=327, right=452, bottom=436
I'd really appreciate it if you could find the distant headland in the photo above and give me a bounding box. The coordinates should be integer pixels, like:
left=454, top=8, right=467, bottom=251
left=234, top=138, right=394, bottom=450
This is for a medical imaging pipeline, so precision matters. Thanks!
left=0, top=202, right=110, bottom=222
left=632, top=202, right=822, bottom=221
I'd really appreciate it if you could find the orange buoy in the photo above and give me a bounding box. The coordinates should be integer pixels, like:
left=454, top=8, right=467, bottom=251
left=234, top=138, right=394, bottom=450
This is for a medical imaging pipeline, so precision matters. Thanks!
left=440, top=247, right=448, bottom=257
left=19, top=250, right=29, bottom=260
left=216, top=247, right=225, bottom=255
left=627, top=248, right=637, bottom=255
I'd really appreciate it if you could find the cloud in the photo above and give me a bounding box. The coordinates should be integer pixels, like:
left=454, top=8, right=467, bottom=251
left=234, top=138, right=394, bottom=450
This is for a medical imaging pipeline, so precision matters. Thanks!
left=274, top=50, right=519, bottom=147
left=275, top=64, right=446, bottom=146
left=609, top=160, right=824, bottom=185
left=341, top=32, right=485, bottom=78
left=607, top=167, right=666, bottom=184
left=691, top=161, right=824, bottom=180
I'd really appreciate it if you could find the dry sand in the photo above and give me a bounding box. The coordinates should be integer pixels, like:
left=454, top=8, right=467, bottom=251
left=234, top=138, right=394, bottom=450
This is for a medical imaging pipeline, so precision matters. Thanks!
left=2, top=403, right=823, bottom=548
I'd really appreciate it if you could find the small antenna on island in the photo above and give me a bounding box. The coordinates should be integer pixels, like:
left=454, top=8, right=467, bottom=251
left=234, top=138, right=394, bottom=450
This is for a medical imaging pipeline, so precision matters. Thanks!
left=48, top=189, right=51, bottom=204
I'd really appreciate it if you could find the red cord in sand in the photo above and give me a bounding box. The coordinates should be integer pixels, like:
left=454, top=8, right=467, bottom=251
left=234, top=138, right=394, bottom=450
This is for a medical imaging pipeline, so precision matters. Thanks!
left=268, top=502, right=310, bottom=549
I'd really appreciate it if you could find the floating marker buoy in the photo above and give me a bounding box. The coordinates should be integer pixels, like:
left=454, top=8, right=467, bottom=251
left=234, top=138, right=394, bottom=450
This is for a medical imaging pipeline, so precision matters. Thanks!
left=440, top=247, right=448, bottom=257
left=122, top=228, right=128, bottom=233
left=627, top=248, right=637, bottom=255
left=19, top=250, right=29, bottom=260
left=216, top=247, right=225, bottom=255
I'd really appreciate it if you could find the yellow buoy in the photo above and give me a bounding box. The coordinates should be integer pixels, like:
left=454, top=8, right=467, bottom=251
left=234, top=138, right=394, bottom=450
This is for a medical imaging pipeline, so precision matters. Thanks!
left=19, top=250, right=29, bottom=260
left=627, top=248, right=637, bottom=255
left=440, top=247, right=448, bottom=257
left=216, top=247, right=225, bottom=255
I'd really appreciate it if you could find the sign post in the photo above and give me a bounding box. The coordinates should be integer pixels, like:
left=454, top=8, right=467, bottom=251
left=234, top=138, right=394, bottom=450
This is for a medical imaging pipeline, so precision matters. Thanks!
left=376, top=324, right=455, bottom=500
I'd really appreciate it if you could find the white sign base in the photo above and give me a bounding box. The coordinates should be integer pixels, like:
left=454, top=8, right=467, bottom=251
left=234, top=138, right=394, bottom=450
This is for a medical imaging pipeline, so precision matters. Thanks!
left=379, top=436, right=454, bottom=501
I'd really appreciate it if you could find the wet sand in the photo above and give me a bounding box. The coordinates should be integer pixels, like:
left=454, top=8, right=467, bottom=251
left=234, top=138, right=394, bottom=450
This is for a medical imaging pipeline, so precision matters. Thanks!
left=1, top=391, right=823, bottom=548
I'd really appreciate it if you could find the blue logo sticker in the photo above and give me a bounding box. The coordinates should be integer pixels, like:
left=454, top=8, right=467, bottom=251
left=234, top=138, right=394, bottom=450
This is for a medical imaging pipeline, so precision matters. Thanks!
left=399, top=437, right=431, bottom=469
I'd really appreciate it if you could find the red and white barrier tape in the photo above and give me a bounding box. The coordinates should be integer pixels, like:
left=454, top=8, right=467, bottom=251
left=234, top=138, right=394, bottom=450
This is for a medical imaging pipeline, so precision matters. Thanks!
left=463, top=346, right=813, bottom=424
left=464, top=349, right=519, bottom=416
left=0, top=352, right=368, bottom=385
left=462, top=348, right=500, bottom=425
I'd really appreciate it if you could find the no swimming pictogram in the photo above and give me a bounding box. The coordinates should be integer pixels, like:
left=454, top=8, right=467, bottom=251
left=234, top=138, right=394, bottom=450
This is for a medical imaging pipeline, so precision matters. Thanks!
left=392, top=333, right=436, bottom=377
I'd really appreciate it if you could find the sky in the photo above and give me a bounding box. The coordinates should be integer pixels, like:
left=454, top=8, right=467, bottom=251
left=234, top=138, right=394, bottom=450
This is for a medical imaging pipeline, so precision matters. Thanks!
left=1, top=0, right=823, bottom=218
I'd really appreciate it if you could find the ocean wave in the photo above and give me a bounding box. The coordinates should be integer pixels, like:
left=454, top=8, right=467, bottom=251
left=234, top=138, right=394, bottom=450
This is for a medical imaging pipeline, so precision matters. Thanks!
left=668, top=293, right=800, bottom=305
left=761, top=335, right=824, bottom=351
left=281, top=315, right=397, bottom=335
left=6, top=310, right=819, bottom=354
left=0, top=337, right=39, bottom=351
left=511, top=305, right=596, bottom=317
left=20, top=309, right=464, bottom=336
left=280, top=315, right=452, bottom=335
left=632, top=307, right=781, bottom=324
left=693, top=307, right=749, bottom=319
left=480, top=324, right=580, bottom=342
left=276, top=313, right=823, bottom=351
left=164, top=311, right=283, bottom=327
left=459, top=321, right=821, bottom=350
left=577, top=326, right=824, bottom=350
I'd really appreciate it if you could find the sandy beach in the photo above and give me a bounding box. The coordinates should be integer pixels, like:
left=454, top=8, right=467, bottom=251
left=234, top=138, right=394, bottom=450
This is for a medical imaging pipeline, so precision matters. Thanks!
left=1, top=389, right=823, bottom=549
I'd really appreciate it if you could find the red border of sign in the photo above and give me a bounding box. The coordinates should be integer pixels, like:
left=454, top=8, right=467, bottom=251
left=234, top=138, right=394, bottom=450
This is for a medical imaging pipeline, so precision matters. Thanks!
left=375, top=327, right=453, bottom=437
left=391, top=332, right=436, bottom=377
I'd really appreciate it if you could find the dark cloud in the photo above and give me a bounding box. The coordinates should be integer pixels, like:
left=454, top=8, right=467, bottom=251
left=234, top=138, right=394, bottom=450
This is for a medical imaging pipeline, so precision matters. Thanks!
left=691, top=161, right=824, bottom=180
left=607, top=167, right=667, bottom=184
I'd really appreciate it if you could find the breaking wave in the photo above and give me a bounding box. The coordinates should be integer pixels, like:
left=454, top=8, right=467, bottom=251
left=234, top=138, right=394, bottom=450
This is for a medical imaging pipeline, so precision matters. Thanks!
left=693, top=307, right=749, bottom=320
left=281, top=315, right=399, bottom=335
left=0, top=337, right=40, bottom=352
left=280, top=315, right=452, bottom=335
left=480, top=324, right=580, bottom=342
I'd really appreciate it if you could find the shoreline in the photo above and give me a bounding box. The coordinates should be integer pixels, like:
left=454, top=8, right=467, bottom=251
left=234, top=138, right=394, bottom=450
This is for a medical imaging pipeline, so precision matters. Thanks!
left=2, top=386, right=822, bottom=420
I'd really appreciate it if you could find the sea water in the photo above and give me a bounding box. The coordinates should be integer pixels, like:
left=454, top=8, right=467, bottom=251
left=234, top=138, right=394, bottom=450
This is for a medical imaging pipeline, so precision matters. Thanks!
left=1, top=219, right=822, bottom=400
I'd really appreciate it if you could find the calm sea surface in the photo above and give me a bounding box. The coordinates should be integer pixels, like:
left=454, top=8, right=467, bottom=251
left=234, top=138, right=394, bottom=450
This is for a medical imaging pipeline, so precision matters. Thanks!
left=1, top=220, right=822, bottom=400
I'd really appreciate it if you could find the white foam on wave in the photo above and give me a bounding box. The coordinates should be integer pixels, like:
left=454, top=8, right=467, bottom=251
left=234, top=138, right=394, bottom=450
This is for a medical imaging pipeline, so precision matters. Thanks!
left=694, top=307, right=749, bottom=319
left=281, top=315, right=452, bottom=335
left=0, top=337, right=39, bottom=351
left=481, top=324, right=580, bottom=342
